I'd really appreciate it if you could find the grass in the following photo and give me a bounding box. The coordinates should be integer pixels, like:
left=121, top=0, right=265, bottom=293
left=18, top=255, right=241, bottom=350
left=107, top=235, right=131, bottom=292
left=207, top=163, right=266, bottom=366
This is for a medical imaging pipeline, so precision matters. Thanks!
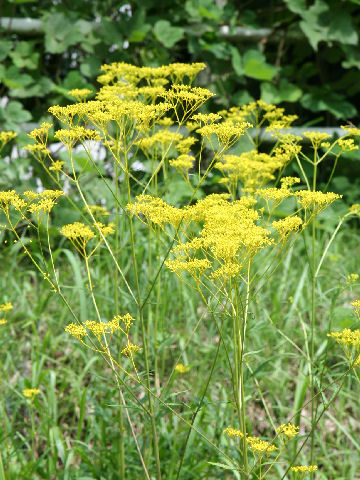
left=1, top=217, right=360, bottom=479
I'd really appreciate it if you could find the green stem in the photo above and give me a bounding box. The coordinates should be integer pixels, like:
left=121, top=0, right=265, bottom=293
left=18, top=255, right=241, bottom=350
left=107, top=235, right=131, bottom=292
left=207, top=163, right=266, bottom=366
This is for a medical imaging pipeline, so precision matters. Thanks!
left=125, top=152, right=162, bottom=480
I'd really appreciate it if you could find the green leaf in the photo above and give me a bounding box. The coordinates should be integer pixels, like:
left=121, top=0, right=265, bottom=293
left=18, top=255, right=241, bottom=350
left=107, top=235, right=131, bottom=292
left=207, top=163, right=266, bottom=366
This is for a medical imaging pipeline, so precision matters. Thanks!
left=261, top=80, right=302, bottom=104
left=42, top=13, right=93, bottom=54
left=0, top=66, right=33, bottom=89
left=100, top=17, right=123, bottom=46
left=0, top=101, right=32, bottom=131
left=80, top=57, right=101, bottom=78
left=299, top=0, right=358, bottom=50
left=11, top=77, right=53, bottom=98
left=243, top=49, right=277, bottom=81
left=154, top=20, right=184, bottom=48
left=231, top=46, right=243, bottom=76
left=342, top=46, right=360, bottom=69
left=185, top=0, right=223, bottom=20
left=127, top=8, right=151, bottom=43
left=208, top=462, right=240, bottom=472
left=284, top=0, right=307, bottom=14
left=9, top=41, right=39, bottom=70
left=301, top=88, right=357, bottom=119
left=0, top=40, right=12, bottom=61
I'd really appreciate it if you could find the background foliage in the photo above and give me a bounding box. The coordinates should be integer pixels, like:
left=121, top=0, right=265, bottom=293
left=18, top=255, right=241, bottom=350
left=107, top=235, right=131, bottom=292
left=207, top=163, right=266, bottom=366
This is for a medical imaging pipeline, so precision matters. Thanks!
left=2, top=0, right=360, bottom=136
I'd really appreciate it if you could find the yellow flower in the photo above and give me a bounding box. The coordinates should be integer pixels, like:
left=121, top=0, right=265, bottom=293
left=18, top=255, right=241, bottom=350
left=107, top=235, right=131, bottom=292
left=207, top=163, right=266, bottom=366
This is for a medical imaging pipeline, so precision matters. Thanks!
left=224, top=427, right=244, bottom=438
left=175, top=363, right=191, bottom=374
left=0, top=319, right=7, bottom=326
left=346, top=273, right=359, bottom=285
left=121, top=343, right=141, bottom=357
left=328, top=328, right=360, bottom=347
left=49, top=161, right=65, bottom=172
left=0, top=131, right=17, bottom=147
left=276, top=423, right=299, bottom=440
left=23, top=388, right=40, bottom=399
left=68, top=88, right=93, bottom=102
left=338, top=138, right=358, bottom=152
left=0, top=302, right=13, bottom=312
left=169, top=154, right=194, bottom=172
left=272, top=216, right=303, bottom=240
left=65, top=323, right=87, bottom=340
left=290, top=465, right=318, bottom=474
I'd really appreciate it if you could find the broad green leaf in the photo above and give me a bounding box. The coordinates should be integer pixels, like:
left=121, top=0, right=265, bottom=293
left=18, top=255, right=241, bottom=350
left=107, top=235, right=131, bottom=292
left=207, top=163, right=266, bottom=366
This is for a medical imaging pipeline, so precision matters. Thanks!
left=199, top=39, right=230, bottom=59
left=0, top=101, right=32, bottom=131
left=342, top=46, right=360, bottom=69
left=0, top=40, right=12, bottom=61
left=100, top=17, right=123, bottom=46
left=80, top=57, right=102, bottom=78
left=232, top=90, right=254, bottom=106
left=0, top=66, right=33, bottom=89
left=185, top=0, right=223, bottom=20
left=154, top=20, right=184, bottom=48
left=243, top=49, right=277, bottom=81
left=299, top=0, right=358, bottom=50
left=11, top=77, right=53, bottom=98
left=261, top=80, right=302, bottom=104
left=284, top=0, right=306, bottom=14
left=231, top=46, right=243, bottom=76
left=42, top=13, right=92, bottom=54
left=9, top=41, right=39, bottom=70
left=127, top=8, right=151, bottom=43
left=301, top=88, right=357, bottom=119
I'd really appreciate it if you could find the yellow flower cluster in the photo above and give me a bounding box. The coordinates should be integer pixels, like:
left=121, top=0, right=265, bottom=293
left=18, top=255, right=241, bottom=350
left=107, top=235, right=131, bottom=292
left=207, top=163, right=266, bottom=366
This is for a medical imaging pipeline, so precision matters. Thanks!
left=175, top=363, right=191, bottom=374
left=23, top=388, right=40, bottom=399
left=215, top=147, right=292, bottom=191
left=60, top=220, right=114, bottom=257
left=97, top=62, right=205, bottom=87
left=0, top=189, right=63, bottom=218
left=130, top=193, right=275, bottom=282
left=272, top=216, right=303, bottom=240
left=303, top=131, right=331, bottom=147
left=128, top=194, right=184, bottom=228
left=65, top=314, right=137, bottom=353
left=197, top=121, right=252, bottom=149
left=290, top=465, right=318, bottom=474
left=295, top=191, right=342, bottom=211
left=224, top=428, right=277, bottom=456
left=220, top=100, right=298, bottom=131
left=341, top=125, right=360, bottom=137
left=247, top=436, right=278, bottom=456
left=328, top=325, right=360, bottom=367
left=136, top=130, right=183, bottom=152
left=0, top=302, right=13, bottom=312
left=0, top=131, right=17, bottom=148
left=276, top=423, right=299, bottom=440
left=121, top=343, right=141, bottom=357
left=338, top=138, right=358, bottom=152
left=328, top=328, right=360, bottom=346
left=169, top=154, right=194, bottom=172
left=346, top=273, right=359, bottom=285
left=163, top=84, right=215, bottom=121
left=87, top=205, right=110, bottom=217
left=54, top=127, right=101, bottom=146
left=68, top=88, right=93, bottom=102
left=61, top=222, right=96, bottom=243
left=28, top=122, right=52, bottom=142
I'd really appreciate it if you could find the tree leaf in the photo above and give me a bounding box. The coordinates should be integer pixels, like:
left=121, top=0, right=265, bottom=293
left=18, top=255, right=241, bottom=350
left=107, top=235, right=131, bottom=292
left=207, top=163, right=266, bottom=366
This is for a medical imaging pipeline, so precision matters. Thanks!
left=261, top=80, right=302, bottom=104
left=301, top=88, right=357, bottom=119
left=154, top=20, right=184, bottom=48
left=231, top=46, right=243, bottom=76
left=299, top=0, right=358, bottom=50
left=243, top=49, right=277, bottom=81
